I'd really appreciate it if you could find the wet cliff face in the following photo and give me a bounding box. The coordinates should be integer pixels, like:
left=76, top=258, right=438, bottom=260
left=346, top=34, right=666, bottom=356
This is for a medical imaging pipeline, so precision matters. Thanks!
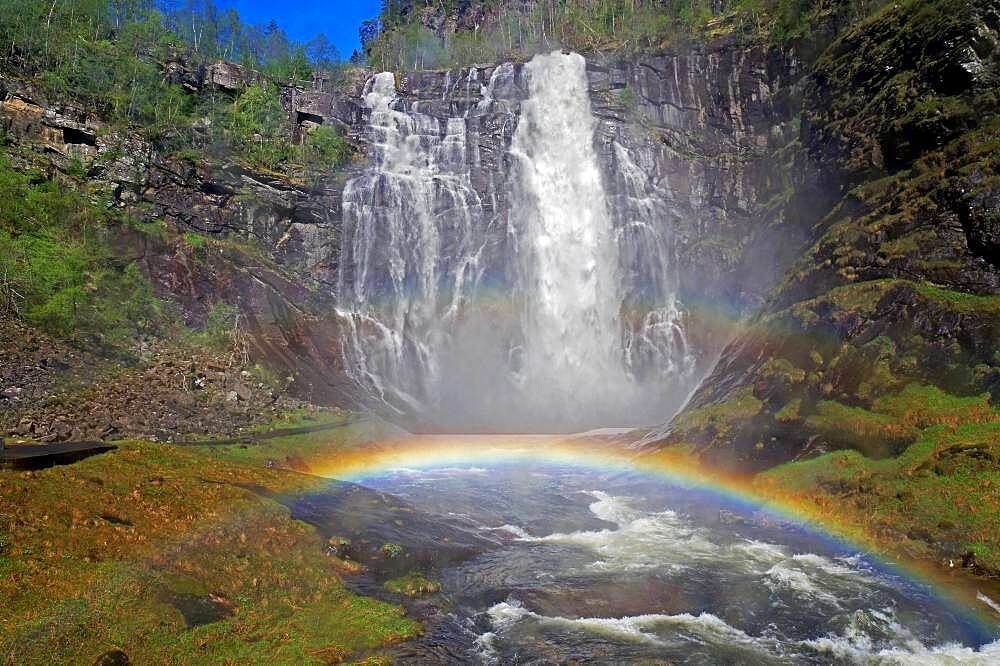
left=286, top=40, right=810, bottom=429
left=1, top=33, right=812, bottom=428
left=643, top=0, right=1000, bottom=470
left=303, top=41, right=803, bottom=315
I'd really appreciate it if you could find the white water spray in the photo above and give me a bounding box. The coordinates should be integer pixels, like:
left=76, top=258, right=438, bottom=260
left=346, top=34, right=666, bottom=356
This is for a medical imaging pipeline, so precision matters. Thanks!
left=337, top=53, right=697, bottom=430
left=509, top=52, right=640, bottom=427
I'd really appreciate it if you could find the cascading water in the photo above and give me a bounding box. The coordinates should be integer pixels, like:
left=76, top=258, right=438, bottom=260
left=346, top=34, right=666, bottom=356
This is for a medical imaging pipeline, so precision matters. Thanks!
left=337, top=71, right=487, bottom=414
left=337, top=52, right=697, bottom=431
left=508, top=52, right=654, bottom=428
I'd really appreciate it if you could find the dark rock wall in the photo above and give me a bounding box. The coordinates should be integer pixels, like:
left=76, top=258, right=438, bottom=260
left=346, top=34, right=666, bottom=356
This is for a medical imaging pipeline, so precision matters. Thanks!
left=0, top=38, right=813, bottom=421
left=644, top=0, right=1000, bottom=470
left=290, top=42, right=808, bottom=367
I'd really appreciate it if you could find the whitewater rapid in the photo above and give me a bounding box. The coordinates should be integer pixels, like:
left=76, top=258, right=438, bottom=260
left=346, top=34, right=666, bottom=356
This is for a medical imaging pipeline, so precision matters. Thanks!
left=343, top=463, right=1000, bottom=664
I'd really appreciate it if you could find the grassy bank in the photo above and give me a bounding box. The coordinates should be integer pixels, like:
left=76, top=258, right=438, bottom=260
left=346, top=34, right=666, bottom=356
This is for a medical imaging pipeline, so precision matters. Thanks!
left=0, top=431, right=419, bottom=664
left=746, top=384, right=1000, bottom=576
left=756, top=417, right=1000, bottom=573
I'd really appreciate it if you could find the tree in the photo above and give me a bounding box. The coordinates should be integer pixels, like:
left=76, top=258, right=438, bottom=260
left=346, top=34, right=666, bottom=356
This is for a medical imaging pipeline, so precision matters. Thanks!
left=306, top=32, right=340, bottom=69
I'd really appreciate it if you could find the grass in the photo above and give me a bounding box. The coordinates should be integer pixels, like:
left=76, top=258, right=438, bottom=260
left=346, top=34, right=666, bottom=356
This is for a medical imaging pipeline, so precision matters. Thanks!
left=384, top=573, right=441, bottom=598
left=0, top=439, right=420, bottom=664
left=872, top=384, right=995, bottom=428
left=912, top=284, right=1000, bottom=313
left=202, top=414, right=398, bottom=472
left=805, top=400, right=916, bottom=458
left=673, top=386, right=763, bottom=434
left=756, top=385, right=1000, bottom=573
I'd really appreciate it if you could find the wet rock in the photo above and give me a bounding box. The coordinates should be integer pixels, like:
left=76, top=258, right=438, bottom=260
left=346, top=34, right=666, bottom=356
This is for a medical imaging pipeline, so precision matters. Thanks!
left=718, top=509, right=751, bottom=526
left=93, top=650, right=129, bottom=666
left=232, top=383, right=253, bottom=401
left=164, top=592, right=234, bottom=628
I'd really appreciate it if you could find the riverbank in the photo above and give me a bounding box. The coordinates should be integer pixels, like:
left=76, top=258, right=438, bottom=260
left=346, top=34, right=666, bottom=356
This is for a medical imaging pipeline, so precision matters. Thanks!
left=0, top=414, right=418, bottom=664
left=3, top=413, right=998, bottom=662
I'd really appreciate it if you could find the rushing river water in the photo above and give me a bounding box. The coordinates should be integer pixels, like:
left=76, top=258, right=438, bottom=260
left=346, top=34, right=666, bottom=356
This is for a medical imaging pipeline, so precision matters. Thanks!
left=290, top=446, right=1000, bottom=664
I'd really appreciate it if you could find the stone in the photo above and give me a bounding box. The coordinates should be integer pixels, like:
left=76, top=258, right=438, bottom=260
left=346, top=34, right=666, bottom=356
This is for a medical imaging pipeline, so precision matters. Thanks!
left=93, top=649, right=129, bottom=665
left=232, top=383, right=253, bottom=401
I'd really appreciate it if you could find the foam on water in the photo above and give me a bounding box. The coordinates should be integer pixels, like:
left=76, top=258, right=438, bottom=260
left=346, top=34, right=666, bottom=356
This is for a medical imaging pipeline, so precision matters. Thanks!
left=801, top=607, right=1000, bottom=664
left=521, top=491, right=716, bottom=571
left=483, top=599, right=1000, bottom=664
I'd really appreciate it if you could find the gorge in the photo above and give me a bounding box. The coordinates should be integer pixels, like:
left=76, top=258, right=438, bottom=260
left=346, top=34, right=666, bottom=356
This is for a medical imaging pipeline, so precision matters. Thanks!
left=1, top=0, right=999, bottom=662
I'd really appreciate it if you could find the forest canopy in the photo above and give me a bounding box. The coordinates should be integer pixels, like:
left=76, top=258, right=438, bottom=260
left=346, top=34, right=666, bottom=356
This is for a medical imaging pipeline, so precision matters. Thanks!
left=359, top=0, right=886, bottom=71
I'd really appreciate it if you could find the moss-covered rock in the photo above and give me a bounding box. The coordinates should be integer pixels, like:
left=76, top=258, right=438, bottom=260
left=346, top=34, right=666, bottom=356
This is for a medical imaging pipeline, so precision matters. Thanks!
left=655, top=0, right=999, bottom=473
left=383, top=572, right=441, bottom=598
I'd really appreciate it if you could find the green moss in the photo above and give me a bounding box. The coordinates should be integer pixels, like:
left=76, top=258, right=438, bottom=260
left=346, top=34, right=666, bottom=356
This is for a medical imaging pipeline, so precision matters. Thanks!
left=790, top=279, right=899, bottom=322
left=384, top=573, right=441, bottom=598
left=184, top=231, right=208, bottom=249
left=806, top=400, right=916, bottom=458
left=759, top=448, right=876, bottom=493
left=775, top=398, right=802, bottom=423
left=0, top=441, right=421, bottom=663
left=759, top=397, right=1000, bottom=574
left=380, top=543, right=404, bottom=559
left=872, top=383, right=994, bottom=428
left=913, top=284, right=1000, bottom=313
left=201, top=416, right=397, bottom=471
left=760, top=357, right=806, bottom=384
left=673, top=386, right=763, bottom=433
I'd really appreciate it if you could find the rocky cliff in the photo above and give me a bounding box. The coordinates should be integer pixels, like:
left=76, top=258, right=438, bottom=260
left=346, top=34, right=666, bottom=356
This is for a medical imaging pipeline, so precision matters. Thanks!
left=644, top=0, right=1000, bottom=470
left=276, top=38, right=811, bottom=424
left=2, top=0, right=996, bottom=448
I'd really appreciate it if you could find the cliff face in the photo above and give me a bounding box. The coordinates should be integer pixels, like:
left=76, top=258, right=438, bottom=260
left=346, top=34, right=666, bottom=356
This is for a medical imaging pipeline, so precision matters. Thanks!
left=293, top=40, right=803, bottom=314
left=0, top=32, right=851, bottom=427
left=281, top=40, right=809, bottom=420
left=2, top=0, right=996, bottom=447
left=645, top=0, right=1000, bottom=470
left=0, top=70, right=365, bottom=409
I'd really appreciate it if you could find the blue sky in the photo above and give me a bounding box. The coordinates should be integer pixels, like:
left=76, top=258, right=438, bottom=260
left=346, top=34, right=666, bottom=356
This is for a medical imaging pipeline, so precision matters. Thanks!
left=218, top=1, right=382, bottom=57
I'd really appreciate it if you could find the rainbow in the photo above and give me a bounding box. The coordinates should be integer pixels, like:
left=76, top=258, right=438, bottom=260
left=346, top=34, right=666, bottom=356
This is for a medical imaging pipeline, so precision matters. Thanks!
left=308, top=433, right=1000, bottom=640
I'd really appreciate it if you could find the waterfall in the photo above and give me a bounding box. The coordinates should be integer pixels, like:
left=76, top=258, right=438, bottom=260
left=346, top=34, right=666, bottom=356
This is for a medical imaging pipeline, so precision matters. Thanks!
left=337, top=71, right=487, bottom=415
left=508, top=52, right=630, bottom=425
left=337, top=53, right=696, bottom=431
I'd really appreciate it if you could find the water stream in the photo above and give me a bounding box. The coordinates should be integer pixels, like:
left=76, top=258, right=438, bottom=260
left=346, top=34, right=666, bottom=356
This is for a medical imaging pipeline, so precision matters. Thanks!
left=336, top=52, right=697, bottom=432
left=290, top=449, right=1000, bottom=664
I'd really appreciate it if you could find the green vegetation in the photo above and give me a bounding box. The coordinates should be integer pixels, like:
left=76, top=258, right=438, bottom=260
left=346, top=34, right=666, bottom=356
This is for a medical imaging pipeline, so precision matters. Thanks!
left=384, top=572, right=441, bottom=597
left=0, top=440, right=420, bottom=663
left=673, top=386, right=762, bottom=434
left=186, top=301, right=241, bottom=353
left=759, top=420, right=1000, bottom=571
left=872, top=384, right=994, bottom=429
left=200, top=414, right=397, bottom=471
left=0, top=155, right=166, bottom=353
left=805, top=400, right=915, bottom=458
left=363, top=0, right=888, bottom=70
left=0, top=0, right=357, bottom=174
left=754, top=382, right=1000, bottom=570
